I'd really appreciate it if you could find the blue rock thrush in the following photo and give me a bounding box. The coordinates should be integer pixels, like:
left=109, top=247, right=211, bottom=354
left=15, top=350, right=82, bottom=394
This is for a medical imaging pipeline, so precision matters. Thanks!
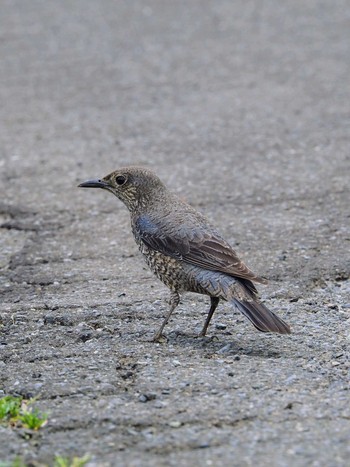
left=79, top=166, right=291, bottom=341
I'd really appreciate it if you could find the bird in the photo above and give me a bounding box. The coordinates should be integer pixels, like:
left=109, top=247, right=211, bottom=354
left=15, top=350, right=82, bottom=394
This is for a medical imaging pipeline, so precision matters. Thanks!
left=78, top=166, right=291, bottom=341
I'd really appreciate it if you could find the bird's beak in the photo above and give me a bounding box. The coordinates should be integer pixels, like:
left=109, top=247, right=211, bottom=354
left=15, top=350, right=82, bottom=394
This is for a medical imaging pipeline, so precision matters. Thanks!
left=78, top=179, right=110, bottom=189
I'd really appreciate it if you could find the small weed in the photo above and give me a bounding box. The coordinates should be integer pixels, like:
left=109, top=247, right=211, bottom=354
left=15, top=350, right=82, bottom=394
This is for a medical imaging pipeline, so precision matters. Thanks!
left=0, top=458, right=27, bottom=467
left=0, top=456, right=90, bottom=467
left=0, top=395, right=47, bottom=430
left=53, top=455, right=90, bottom=467
left=19, top=407, right=48, bottom=430
left=0, top=396, right=22, bottom=420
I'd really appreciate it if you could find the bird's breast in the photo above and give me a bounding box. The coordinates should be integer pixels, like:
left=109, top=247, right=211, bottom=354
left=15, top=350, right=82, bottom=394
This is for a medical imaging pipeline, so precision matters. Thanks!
left=136, top=241, right=188, bottom=291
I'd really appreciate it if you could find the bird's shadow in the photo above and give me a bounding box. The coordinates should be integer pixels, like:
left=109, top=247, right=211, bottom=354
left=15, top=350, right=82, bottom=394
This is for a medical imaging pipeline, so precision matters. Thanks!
left=145, top=329, right=292, bottom=359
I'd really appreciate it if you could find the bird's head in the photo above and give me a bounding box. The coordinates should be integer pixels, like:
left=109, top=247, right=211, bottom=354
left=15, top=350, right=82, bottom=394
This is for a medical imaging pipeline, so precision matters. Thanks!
left=78, top=166, right=167, bottom=212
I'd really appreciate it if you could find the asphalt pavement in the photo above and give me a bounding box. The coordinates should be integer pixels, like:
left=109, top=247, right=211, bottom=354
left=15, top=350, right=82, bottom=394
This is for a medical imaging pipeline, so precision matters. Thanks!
left=1, top=1, right=349, bottom=466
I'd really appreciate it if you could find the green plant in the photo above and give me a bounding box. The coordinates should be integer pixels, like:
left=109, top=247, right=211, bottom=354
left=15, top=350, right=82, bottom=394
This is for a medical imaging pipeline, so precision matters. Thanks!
left=0, top=395, right=47, bottom=430
left=0, top=458, right=27, bottom=467
left=0, top=396, right=22, bottom=420
left=0, top=455, right=90, bottom=467
left=19, top=407, right=48, bottom=430
left=53, top=454, right=90, bottom=467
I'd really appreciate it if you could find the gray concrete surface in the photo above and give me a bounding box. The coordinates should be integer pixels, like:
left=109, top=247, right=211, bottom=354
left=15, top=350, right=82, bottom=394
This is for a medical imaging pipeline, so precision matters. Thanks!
left=1, top=1, right=349, bottom=466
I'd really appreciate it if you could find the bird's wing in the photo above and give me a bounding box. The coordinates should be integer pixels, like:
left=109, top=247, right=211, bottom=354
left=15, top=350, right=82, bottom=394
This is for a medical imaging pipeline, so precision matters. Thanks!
left=133, top=215, right=190, bottom=259
left=185, top=235, right=267, bottom=284
left=134, top=215, right=267, bottom=284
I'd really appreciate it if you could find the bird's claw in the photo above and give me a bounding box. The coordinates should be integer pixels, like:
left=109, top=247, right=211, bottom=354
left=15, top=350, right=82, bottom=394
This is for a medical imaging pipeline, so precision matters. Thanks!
left=151, top=333, right=168, bottom=343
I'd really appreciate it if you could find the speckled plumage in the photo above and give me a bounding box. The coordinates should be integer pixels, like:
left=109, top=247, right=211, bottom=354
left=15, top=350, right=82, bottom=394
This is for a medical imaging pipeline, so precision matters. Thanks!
left=79, top=166, right=291, bottom=340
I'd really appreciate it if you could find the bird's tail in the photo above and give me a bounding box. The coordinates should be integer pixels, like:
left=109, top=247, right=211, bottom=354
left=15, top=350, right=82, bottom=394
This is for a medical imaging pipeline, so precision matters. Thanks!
left=232, top=298, right=291, bottom=334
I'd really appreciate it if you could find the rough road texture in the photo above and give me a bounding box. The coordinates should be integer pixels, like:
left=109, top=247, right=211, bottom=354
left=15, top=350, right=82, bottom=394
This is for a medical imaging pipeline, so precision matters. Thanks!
left=1, top=1, right=349, bottom=466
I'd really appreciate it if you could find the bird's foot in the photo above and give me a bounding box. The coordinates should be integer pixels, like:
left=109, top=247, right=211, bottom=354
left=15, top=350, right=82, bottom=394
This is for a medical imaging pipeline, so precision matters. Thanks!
left=151, top=332, right=168, bottom=343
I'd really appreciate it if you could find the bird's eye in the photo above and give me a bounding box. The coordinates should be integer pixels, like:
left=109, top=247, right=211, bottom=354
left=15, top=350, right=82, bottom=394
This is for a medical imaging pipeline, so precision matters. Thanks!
left=115, top=175, right=127, bottom=186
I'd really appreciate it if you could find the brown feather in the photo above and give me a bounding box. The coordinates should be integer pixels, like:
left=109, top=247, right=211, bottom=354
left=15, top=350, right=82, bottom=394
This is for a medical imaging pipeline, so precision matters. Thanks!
left=232, top=299, right=291, bottom=334
left=184, top=235, right=268, bottom=285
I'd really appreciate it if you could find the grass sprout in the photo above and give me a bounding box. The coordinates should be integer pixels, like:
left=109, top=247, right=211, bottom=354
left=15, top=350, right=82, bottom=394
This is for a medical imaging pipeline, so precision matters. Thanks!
left=0, top=396, right=22, bottom=420
left=53, top=455, right=90, bottom=467
left=0, top=395, right=47, bottom=430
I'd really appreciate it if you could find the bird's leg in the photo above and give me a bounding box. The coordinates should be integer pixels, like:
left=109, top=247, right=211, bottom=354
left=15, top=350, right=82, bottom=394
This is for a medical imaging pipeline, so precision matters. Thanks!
left=152, top=291, right=180, bottom=342
left=199, top=297, right=220, bottom=337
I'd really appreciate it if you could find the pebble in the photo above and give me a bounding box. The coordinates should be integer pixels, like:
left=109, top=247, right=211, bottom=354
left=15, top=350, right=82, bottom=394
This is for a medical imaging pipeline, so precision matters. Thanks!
left=168, top=420, right=182, bottom=428
left=138, top=393, right=157, bottom=403
left=218, top=344, right=231, bottom=354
